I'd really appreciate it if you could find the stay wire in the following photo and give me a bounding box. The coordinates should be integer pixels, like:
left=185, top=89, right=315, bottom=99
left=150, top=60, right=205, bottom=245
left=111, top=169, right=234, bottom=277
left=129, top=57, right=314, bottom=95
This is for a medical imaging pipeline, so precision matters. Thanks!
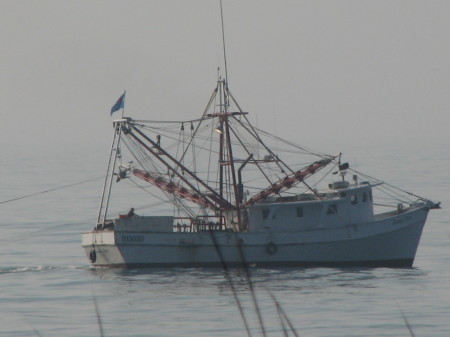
left=0, top=195, right=174, bottom=246
left=0, top=219, right=92, bottom=245
left=0, top=176, right=104, bottom=205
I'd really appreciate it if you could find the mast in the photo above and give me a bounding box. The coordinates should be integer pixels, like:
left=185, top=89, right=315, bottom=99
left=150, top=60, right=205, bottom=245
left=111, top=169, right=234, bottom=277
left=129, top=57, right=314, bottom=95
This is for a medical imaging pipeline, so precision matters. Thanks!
left=218, top=1, right=243, bottom=229
left=218, top=79, right=225, bottom=225
left=97, top=120, right=124, bottom=224
left=221, top=80, right=243, bottom=230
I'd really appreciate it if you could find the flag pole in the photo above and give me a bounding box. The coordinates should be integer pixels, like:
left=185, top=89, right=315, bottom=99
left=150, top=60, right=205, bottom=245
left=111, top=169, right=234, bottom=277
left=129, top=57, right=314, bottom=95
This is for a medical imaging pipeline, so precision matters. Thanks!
left=121, top=90, right=126, bottom=118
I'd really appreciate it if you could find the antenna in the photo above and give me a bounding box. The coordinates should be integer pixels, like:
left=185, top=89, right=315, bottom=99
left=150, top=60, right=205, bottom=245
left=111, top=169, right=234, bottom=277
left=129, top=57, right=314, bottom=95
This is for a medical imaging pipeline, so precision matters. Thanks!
left=220, top=0, right=229, bottom=84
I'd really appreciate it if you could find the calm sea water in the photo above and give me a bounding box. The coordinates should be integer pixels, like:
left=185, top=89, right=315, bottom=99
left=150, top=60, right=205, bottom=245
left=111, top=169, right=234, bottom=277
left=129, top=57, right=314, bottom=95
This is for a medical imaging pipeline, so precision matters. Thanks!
left=1, top=140, right=449, bottom=337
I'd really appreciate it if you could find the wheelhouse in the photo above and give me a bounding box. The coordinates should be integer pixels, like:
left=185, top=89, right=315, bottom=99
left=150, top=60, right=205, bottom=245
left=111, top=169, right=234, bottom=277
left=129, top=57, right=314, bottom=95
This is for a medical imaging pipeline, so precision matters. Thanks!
left=247, top=181, right=375, bottom=232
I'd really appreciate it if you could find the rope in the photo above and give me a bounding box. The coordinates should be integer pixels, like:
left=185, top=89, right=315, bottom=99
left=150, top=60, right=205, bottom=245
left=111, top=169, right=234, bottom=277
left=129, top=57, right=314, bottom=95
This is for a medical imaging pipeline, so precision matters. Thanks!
left=0, top=219, right=92, bottom=245
left=0, top=176, right=103, bottom=205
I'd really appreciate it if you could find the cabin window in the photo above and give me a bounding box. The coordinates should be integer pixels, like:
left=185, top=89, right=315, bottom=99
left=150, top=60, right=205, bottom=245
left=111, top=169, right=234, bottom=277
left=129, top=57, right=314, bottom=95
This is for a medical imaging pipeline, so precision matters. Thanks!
left=262, top=209, right=270, bottom=220
left=296, top=207, right=303, bottom=217
left=351, top=195, right=358, bottom=205
left=362, top=192, right=367, bottom=202
left=326, top=204, right=337, bottom=215
left=340, top=192, right=347, bottom=198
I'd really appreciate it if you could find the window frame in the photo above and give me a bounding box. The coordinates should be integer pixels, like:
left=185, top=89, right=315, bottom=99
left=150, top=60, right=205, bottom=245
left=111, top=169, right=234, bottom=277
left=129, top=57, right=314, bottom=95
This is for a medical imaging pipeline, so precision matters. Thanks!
left=326, top=204, right=338, bottom=215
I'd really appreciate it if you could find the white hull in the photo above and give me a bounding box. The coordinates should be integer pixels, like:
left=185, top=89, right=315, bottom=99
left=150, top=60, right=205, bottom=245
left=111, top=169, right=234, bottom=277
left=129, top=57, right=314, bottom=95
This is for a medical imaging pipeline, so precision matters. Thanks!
left=82, top=206, right=429, bottom=268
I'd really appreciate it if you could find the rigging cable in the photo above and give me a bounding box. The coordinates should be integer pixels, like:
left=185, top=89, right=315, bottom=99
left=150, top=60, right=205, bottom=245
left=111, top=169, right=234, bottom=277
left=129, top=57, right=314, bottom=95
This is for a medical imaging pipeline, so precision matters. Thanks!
left=125, top=178, right=196, bottom=219
left=0, top=220, right=92, bottom=245
left=347, top=167, right=425, bottom=204
left=190, top=122, right=197, bottom=175
left=0, top=199, right=171, bottom=246
left=0, top=176, right=104, bottom=205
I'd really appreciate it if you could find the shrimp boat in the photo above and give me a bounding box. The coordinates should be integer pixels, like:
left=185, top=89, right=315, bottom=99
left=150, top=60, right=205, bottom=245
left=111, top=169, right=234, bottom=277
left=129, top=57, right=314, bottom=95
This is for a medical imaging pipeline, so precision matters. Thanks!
left=82, top=78, right=439, bottom=268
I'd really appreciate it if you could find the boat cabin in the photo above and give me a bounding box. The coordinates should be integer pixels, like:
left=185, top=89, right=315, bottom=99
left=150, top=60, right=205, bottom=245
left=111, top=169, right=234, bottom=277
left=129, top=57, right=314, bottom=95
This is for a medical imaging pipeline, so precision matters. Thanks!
left=247, top=181, right=374, bottom=232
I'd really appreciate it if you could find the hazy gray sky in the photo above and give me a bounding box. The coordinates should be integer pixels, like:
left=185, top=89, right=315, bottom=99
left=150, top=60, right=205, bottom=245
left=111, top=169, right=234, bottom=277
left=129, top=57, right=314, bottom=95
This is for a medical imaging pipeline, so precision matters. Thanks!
left=1, top=1, right=449, bottom=155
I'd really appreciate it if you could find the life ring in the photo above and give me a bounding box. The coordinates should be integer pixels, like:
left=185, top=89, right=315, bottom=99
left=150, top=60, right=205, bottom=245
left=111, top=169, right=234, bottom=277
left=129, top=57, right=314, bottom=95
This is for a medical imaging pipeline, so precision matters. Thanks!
left=89, top=249, right=97, bottom=263
left=266, top=241, right=277, bottom=255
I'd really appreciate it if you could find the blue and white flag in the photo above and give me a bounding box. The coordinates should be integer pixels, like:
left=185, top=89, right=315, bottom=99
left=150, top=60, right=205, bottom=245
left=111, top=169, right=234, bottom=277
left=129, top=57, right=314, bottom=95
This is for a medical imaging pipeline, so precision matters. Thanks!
left=110, top=91, right=126, bottom=115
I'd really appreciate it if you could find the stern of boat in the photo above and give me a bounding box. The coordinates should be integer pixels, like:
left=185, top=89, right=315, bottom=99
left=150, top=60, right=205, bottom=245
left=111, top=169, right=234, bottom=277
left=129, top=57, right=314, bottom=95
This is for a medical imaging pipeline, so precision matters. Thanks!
left=82, top=230, right=126, bottom=267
